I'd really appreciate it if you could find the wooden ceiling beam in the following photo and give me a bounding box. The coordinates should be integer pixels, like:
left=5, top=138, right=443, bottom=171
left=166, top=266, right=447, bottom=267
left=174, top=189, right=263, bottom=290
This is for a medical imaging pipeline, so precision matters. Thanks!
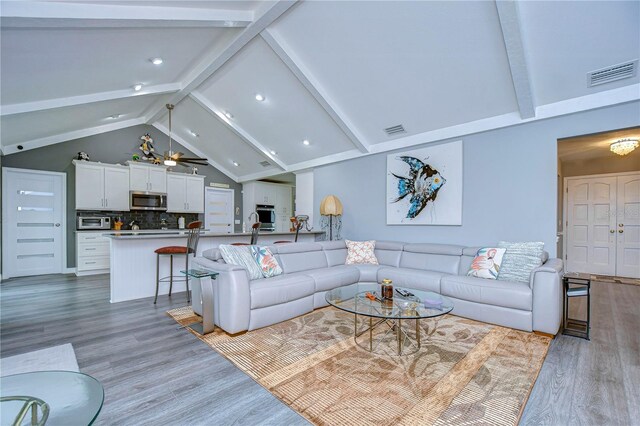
left=495, top=0, right=536, bottom=119
left=144, top=1, right=299, bottom=124
left=0, top=1, right=253, bottom=28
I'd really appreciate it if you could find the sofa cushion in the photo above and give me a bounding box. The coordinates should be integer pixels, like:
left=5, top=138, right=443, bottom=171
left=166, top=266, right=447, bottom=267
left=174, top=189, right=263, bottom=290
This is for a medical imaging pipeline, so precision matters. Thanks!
left=250, top=274, right=315, bottom=309
left=402, top=243, right=464, bottom=256
left=250, top=246, right=283, bottom=278
left=219, top=245, right=263, bottom=280
left=304, top=265, right=360, bottom=292
left=399, top=251, right=460, bottom=275
left=466, top=247, right=506, bottom=279
left=202, top=248, right=222, bottom=261
left=441, top=275, right=532, bottom=311
left=276, top=242, right=328, bottom=274
left=497, top=241, right=544, bottom=284
left=374, top=241, right=404, bottom=267
left=377, top=266, right=443, bottom=293
left=319, top=241, right=348, bottom=267
left=355, top=264, right=381, bottom=282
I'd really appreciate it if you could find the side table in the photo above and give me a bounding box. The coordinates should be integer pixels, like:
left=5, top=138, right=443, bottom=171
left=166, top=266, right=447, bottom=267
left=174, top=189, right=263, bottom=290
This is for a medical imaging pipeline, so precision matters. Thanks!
left=181, top=269, right=219, bottom=335
left=562, top=272, right=591, bottom=340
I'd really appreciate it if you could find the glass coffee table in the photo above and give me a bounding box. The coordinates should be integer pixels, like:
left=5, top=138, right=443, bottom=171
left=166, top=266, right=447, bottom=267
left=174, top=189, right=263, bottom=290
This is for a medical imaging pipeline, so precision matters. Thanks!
left=326, top=283, right=454, bottom=355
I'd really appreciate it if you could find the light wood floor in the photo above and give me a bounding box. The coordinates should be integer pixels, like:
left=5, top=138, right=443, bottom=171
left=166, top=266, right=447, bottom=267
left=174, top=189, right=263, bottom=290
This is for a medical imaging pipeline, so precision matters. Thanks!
left=1, top=274, right=638, bottom=425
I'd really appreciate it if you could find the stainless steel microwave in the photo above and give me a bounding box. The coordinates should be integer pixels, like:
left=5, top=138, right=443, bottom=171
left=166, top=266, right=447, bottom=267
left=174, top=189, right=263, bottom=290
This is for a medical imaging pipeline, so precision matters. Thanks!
left=78, top=216, right=111, bottom=230
left=130, top=192, right=167, bottom=211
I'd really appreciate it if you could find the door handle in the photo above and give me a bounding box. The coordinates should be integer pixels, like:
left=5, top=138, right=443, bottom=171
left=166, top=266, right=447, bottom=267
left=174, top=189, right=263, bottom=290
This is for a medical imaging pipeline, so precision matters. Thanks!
left=55, top=223, right=60, bottom=227
left=610, top=229, right=615, bottom=233
left=619, top=230, right=624, bottom=233
left=619, top=223, right=624, bottom=227
left=105, top=199, right=108, bottom=207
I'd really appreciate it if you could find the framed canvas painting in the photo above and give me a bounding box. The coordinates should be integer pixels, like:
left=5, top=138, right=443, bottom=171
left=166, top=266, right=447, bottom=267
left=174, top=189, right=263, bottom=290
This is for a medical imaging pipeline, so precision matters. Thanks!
left=386, top=140, right=462, bottom=225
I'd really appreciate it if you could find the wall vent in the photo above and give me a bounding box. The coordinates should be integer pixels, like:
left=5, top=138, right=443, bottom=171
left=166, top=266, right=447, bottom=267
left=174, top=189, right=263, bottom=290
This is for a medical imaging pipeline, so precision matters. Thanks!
left=384, top=124, right=406, bottom=136
left=587, top=60, right=638, bottom=87
left=259, top=161, right=271, bottom=167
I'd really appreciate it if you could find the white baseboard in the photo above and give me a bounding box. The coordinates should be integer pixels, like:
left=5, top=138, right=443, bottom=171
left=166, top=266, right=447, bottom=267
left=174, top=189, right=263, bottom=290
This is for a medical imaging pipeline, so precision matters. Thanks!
left=64, top=267, right=77, bottom=275
left=75, top=269, right=108, bottom=277
left=0, top=273, right=3, bottom=282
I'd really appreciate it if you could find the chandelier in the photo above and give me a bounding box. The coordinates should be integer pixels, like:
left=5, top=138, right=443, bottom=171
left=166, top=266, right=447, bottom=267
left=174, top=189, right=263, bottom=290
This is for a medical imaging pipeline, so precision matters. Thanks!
left=610, top=138, right=639, bottom=156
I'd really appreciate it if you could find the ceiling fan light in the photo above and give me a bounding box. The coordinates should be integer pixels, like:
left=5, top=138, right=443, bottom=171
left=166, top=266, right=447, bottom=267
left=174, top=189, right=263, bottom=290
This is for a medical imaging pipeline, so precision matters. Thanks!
left=610, top=138, right=639, bottom=156
left=164, top=159, right=177, bottom=167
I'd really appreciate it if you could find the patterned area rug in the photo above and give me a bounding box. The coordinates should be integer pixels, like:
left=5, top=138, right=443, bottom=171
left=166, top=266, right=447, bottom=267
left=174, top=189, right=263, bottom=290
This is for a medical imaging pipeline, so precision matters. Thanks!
left=168, top=307, right=550, bottom=425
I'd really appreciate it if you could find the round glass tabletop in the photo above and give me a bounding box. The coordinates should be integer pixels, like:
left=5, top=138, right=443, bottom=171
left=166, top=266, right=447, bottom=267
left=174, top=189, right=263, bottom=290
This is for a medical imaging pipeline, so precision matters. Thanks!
left=325, top=282, right=454, bottom=320
left=0, top=371, right=104, bottom=425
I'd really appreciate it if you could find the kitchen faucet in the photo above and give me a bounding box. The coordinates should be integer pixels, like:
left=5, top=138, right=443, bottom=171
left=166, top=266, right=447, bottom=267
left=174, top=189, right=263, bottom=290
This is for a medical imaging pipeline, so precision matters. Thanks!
left=248, top=211, right=259, bottom=223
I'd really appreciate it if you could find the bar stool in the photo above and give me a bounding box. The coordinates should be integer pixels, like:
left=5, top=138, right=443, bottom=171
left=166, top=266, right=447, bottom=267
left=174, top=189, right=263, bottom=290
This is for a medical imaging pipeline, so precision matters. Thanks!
left=154, top=221, right=202, bottom=304
left=231, top=222, right=261, bottom=246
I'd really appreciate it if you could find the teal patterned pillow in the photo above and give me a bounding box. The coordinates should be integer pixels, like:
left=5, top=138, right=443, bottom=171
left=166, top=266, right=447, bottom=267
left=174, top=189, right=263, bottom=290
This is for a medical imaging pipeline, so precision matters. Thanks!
left=496, top=241, right=544, bottom=284
left=250, top=246, right=283, bottom=278
left=218, top=244, right=264, bottom=280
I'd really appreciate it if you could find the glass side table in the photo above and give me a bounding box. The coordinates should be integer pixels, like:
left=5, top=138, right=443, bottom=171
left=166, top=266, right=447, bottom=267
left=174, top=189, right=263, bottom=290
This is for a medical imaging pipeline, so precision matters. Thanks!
left=0, top=371, right=104, bottom=426
left=181, top=269, right=219, bottom=335
left=562, top=272, right=591, bottom=340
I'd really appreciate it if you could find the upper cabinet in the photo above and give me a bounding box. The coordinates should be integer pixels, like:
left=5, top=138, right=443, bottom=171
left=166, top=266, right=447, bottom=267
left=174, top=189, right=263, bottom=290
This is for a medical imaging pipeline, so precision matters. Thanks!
left=166, top=172, right=205, bottom=213
left=74, top=161, right=129, bottom=211
left=128, top=162, right=167, bottom=193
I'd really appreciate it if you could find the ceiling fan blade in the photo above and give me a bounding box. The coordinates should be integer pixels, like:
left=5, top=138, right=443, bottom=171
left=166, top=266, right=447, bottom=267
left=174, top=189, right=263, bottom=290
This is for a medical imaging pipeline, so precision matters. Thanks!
left=176, top=157, right=207, bottom=161
left=179, top=160, right=208, bottom=166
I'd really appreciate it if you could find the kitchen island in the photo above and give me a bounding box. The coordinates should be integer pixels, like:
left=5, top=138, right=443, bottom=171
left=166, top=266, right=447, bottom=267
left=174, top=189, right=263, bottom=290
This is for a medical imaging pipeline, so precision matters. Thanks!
left=105, top=230, right=322, bottom=303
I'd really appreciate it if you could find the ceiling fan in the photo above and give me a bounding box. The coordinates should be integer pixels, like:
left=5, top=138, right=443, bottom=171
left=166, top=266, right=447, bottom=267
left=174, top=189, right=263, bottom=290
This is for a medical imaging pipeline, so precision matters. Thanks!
left=163, top=104, right=208, bottom=167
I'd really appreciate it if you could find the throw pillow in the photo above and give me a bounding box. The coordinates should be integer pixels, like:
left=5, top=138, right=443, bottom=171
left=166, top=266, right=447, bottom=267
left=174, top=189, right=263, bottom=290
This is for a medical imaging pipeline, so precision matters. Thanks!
left=497, top=241, right=545, bottom=284
left=467, top=247, right=506, bottom=279
left=218, top=245, right=264, bottom=280
left=250, top=246, right=283, bottom=278
left=345, top=240, right=379, bottom=265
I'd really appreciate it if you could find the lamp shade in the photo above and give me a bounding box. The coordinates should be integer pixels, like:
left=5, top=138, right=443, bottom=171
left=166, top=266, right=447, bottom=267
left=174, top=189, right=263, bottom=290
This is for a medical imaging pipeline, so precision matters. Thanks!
left=320, top=195, right=343, bottom=216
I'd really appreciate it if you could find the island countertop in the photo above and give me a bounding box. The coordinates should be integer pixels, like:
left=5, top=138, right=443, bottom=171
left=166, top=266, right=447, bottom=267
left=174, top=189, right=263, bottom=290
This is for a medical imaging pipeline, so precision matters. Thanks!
left=102, top=230, right=323, bottom=240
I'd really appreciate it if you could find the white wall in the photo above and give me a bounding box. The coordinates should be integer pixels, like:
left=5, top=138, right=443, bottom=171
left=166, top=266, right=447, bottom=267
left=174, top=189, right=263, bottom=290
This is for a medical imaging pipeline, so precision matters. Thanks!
left=295, top=171, right=314, bottom=225
left=313, top=101, right=640, bottom=257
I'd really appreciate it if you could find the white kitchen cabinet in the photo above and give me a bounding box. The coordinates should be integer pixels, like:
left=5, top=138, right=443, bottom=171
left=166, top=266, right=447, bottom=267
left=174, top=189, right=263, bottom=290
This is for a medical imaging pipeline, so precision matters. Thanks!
left=242, top=181, right=293, bottom=231
left=74, top=161, right=129, bottom=211
left=166, top=172, right=205, bottom=213
left=128, top=162, right=167, bottom=193
left=76, top=231, right=110, bottom=275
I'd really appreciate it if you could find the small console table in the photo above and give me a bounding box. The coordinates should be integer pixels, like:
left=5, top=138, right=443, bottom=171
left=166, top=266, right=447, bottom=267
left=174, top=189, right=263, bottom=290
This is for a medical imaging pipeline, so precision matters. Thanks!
left=181, top=269, right=219, bottom=335
left=562, top=272, right=591, bottom=340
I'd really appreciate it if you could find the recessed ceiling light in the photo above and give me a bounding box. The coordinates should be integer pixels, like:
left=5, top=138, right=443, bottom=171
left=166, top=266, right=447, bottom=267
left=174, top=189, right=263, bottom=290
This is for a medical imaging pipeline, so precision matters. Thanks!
left=133, top=84, right=142, bottom=91
left=151, top=58, right=163, bottom=65
left=224, top=111, right=233, bottom=119
left=255, top=94, right=265, bottom=102
left=303, top=139, right=310, bottom=146
left=108, top=114, right=122, bottom=119
left=270, top=150, right=277, bottom=155
left=189, top=130, right=199, bottom=138
left=233, top=161, right=239, bottom=167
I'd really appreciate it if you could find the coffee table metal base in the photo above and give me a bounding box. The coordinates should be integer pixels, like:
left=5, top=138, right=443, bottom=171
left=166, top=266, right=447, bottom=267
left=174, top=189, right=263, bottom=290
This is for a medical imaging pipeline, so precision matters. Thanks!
left=353, top=313, right=421, bottom=356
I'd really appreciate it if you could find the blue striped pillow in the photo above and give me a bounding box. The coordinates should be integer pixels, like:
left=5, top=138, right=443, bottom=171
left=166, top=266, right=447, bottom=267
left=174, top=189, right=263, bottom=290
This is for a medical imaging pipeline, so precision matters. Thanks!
left=496, top=241, right=544, bottom=284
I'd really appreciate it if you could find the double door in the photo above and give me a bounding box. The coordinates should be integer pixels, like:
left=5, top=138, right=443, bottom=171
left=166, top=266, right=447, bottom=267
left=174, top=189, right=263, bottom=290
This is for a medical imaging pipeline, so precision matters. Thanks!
left=566, top=173, right=640, bottom=278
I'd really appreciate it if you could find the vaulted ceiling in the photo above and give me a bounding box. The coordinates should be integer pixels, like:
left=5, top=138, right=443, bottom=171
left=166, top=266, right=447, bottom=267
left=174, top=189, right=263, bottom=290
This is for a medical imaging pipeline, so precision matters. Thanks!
left=2, top=0, right=639, bottom=182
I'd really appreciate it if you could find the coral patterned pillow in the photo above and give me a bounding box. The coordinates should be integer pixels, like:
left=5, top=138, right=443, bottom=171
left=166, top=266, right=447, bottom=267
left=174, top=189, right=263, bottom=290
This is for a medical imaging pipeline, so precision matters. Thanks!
left=250, top=246, right=283, bottom=278
left=345, top=240, right=379, bottom=265
left=467, top=247, right=506, bottom=280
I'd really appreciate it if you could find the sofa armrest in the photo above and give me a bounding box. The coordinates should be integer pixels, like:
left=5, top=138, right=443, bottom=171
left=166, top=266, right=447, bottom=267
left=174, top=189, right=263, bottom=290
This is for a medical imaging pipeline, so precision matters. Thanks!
left=192, top=257, right=251, bottom=334
left=530, top=258, right=564, bottom=335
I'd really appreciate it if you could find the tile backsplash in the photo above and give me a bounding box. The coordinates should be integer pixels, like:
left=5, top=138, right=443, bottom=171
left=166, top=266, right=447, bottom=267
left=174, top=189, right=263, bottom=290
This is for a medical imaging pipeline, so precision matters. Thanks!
left=77, top=211, right=201, bottom=230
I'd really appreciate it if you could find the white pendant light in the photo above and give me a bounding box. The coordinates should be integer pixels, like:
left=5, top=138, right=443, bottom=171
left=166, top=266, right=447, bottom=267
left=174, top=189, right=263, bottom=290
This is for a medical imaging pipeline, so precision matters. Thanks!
left=164, top=104, right=177, bottom=166
left=610, top=138, right=639, bottom=156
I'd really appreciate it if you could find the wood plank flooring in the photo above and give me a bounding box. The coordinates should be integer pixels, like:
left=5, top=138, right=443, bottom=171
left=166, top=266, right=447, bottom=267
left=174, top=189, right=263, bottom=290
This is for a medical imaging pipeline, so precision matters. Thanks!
left=1, top=274, right=638, bottom=425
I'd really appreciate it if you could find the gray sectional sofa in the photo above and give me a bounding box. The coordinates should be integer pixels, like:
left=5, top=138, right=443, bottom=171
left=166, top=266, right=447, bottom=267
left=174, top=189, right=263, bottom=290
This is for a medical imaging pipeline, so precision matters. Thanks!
left=192, top=241, right=564, bottom=336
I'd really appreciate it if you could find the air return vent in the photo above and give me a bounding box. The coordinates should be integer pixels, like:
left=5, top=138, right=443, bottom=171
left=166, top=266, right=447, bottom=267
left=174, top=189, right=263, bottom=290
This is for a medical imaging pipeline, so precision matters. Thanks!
left=587, top=60, right=637, bottom=87
left=384, top=124, right=406, bottom=136
left=259, top=161, right=271, bottom=168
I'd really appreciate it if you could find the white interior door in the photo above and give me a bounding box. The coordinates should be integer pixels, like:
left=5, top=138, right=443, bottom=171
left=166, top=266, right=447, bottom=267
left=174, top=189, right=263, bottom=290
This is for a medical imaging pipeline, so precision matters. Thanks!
left=2, top=168, right=65, bottom=278
left=616, top=174, right=640, bottom=278
left=566, top=177, right=617, bottom=275
left=205, top=188, right=234, bottom=233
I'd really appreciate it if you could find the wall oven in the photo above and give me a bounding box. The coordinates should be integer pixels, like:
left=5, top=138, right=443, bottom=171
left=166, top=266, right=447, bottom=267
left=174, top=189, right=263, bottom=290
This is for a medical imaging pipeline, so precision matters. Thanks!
left=78, top=216, right=111, bottom=230
left=256, top=204, right=276, bottom=232
left=130, top=192, right=167, bottom=211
